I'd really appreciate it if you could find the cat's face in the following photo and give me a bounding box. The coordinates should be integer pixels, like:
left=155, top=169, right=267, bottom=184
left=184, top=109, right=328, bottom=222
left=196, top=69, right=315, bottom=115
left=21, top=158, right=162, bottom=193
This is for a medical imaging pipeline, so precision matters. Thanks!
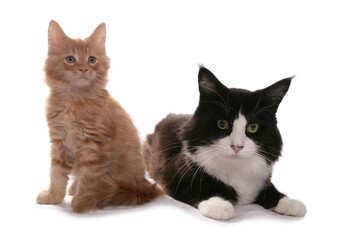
left=182, top=67, right=292, bottom=165
left=45, top=20, right=110, bottom=90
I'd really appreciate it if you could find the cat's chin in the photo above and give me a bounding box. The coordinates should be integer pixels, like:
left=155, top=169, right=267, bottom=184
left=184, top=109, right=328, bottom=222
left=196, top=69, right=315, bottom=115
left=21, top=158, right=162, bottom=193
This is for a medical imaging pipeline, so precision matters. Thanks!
left=70, top=77, right=94, bottom=89
left=224, top=153, right=256, bottom=162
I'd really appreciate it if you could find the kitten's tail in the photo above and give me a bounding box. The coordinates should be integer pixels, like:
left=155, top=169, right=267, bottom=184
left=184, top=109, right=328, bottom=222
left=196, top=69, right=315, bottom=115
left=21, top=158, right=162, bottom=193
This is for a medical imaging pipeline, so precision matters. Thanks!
left=108, top=178, right=164, bottom=206
left=71, top=177, right=164, bottom=213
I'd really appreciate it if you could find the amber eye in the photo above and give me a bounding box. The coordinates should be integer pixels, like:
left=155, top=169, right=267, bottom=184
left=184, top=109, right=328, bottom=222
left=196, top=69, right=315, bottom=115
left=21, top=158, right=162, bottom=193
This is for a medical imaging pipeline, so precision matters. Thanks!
left=88, top=56, right=96, bottom=64
left=217, top=120, right=229, bottom=130
left=65, top=56, right=76, bottom=64
left=247, top=123, right=259, bottom=133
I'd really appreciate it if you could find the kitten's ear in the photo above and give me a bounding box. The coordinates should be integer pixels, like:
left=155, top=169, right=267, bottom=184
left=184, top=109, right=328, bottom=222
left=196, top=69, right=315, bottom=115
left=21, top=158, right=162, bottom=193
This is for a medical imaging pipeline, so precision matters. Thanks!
left=48, top=20, right=68, bottom=54
left=89, top=23, right=106, bottom=53
left=262, top=76, right=293, bottom=106
left=198, top=66, right=227, bottom=96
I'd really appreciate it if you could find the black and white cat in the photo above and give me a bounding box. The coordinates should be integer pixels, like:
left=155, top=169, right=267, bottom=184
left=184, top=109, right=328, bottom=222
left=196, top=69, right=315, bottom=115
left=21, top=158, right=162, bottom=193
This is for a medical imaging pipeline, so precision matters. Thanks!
left=144, top=67, right=306, bottom=220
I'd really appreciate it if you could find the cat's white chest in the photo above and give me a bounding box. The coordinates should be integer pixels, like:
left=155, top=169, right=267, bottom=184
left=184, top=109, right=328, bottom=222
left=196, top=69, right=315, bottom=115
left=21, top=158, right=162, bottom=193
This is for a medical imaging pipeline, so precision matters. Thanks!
left=190, top=147, right=272, bottom=205
left=216, top=156, right=271, bottom=205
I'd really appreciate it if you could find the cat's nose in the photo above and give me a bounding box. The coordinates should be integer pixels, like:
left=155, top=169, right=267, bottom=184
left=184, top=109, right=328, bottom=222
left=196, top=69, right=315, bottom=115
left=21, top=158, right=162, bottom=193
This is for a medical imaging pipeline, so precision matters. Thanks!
left=78, top=67, right=88, bottom=73
left=230, top=145, right=244, bottom=153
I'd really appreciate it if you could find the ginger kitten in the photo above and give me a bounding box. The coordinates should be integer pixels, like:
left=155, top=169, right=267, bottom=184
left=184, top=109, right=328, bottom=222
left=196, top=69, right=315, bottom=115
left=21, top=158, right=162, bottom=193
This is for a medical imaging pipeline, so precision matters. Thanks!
left=37, top=20, right=162, bottom=213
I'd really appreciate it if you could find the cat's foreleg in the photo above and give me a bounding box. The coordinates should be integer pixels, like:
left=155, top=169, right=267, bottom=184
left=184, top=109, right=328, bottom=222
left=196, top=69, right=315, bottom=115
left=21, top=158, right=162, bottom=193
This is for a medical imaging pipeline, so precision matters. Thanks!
left=197, top=197, right=235, bottom=220
left=254, top=181, right=306, bottom=217
left=36, top=144, right=72, bottom=204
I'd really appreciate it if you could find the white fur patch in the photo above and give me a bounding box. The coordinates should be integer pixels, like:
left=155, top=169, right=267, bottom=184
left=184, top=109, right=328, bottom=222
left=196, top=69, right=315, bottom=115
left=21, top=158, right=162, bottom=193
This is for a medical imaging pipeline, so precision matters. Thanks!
left=273, top=197, right=307, bottom=217
left=189, top=113, right=272, bottom=205
left=198, top=197, right=235, bottom=220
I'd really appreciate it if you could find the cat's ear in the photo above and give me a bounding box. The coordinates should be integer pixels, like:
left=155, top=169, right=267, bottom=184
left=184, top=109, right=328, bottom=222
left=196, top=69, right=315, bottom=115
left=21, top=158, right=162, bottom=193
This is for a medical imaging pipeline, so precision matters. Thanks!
left=48, top=20, right=68, bottom=54
left=262, top=76, right=293, bottom=106
left=89, top=23, right=106, bottom=53
left=198, top=66, right=228, bottom=97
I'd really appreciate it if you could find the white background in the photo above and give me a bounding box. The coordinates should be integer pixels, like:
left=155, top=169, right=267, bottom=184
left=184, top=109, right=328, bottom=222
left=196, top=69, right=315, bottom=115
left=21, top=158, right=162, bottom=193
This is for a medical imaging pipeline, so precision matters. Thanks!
left=1, top=0, right=336, bottom=239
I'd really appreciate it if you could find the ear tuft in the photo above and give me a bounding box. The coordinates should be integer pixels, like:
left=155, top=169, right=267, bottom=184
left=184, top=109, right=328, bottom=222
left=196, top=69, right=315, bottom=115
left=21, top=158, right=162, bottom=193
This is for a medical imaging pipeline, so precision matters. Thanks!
left=48, top=20, right=68, bottom=53
left=89, top=23, right=106, bottom=53
left=198, top=66, right=222, bottom=95
left=263, top=76, right=293, bottom=106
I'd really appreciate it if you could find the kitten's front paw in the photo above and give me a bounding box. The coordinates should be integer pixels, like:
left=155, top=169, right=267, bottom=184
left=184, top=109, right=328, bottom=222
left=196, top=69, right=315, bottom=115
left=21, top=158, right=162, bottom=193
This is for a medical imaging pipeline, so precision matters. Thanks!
left=198, top=197, right=235, bottom=221
left=36, top=190, right=64, bottom=204
left=273, top=197, right=307, bottom=217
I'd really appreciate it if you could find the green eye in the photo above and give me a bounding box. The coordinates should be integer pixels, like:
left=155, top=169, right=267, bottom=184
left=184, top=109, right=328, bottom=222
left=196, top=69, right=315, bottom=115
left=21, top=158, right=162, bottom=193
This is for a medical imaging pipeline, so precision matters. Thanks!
left=88, top=56, right=96, bottom=64
left=65, top=56, right=76, bottom=64
left=247, top=123, right=259, bottom=133
left=217, top=120, right=229, bottom=130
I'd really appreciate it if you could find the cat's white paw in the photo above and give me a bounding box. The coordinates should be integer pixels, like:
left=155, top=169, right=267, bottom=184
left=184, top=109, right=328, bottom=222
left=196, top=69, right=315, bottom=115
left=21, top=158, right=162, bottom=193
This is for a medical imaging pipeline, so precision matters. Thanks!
left=273, top=197, right=307, bottom=217
left=198, top=197, right=235, bottom=220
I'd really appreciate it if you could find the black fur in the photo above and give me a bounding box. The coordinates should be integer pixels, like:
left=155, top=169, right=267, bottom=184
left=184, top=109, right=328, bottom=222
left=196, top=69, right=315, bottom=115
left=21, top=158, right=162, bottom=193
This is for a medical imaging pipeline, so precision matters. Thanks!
left=144, top=67, right=292, bottom=211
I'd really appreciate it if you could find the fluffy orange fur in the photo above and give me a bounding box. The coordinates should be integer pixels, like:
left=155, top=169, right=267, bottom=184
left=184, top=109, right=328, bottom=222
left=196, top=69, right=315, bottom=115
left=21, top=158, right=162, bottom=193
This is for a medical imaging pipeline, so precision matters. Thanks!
left=36, top=20, right=162, bottom=213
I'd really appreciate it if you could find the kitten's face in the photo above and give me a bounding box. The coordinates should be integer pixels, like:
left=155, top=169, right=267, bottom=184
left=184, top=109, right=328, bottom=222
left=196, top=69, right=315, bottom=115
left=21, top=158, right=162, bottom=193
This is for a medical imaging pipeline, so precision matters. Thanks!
left=182, top=67, right=292, bottom=165
left=45, top=21, right=110, bottom=90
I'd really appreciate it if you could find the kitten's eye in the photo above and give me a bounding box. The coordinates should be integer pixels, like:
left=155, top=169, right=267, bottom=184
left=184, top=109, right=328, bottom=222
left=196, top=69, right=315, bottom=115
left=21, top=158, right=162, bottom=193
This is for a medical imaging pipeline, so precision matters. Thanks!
left=65, top=56, right=76, bottom=64
left=217, top=120, right=229, bottom=130
left=88, top=56, right=96, bottom=64
left=247, top=123, right=259, bottom=133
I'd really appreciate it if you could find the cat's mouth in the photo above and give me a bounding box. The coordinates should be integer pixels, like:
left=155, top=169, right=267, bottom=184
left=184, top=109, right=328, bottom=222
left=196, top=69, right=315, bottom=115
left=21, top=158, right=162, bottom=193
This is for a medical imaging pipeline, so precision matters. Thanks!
left=77, top=71, right=96, bottom=82
left=223, top=149, right=257, bottom=162
left=78, top=73, right=89, bottom=80
left=68, top=73, right=94, bottom=89
left=229, top=154, right=241, bottom=160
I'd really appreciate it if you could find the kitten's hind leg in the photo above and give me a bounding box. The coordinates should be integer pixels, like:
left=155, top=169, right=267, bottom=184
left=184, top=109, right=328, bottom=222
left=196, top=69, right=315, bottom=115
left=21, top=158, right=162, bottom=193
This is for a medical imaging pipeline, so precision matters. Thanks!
left=68, top=178, right=78, bottom=196
left=198, top=197, right=235, bottom=220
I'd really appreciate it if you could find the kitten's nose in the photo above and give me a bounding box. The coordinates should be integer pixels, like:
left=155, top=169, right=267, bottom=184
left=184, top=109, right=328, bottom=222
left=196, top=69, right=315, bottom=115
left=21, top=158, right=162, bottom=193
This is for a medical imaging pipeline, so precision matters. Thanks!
left=79, top=67, right=88, bottom=73
left=230, top=145, right=244, bottom=153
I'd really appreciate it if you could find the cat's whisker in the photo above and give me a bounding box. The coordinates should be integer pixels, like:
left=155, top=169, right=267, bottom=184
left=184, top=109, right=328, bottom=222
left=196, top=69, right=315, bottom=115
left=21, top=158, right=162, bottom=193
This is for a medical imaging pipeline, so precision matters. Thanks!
left=190, top=153, right=220, bottom=190
left=257, top=153, right=274, bottom=164
left=190, top=164, right=203, bottom=190
left=172, top=145, right=218, bottom=192
left=172, top=161, right=196, bottom=193
left=44, top=66, right=63, bottom=73
left=160, top=152, right=186, bottom=175
left=199, top=85, right=230, bottom=114
left=200, top=100, right=228, bottom=114
left=157, top=138, right=203, bottom=175
left=158, top=137, right=201, bottom=154
left=175, top=149, right=219, bottom=193
left=258, top=149, right=280, bottom=159
left=253, top=104, right=279, bottom=117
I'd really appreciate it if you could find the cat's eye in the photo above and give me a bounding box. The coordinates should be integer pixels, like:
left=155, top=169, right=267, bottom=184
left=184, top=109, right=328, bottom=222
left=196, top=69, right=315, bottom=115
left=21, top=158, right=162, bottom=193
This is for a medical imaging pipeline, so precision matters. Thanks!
left=247, top=123, right=259, bottom=133
left=65, top=56, right=76, bottom=64
left=88, top=56, right=96, bottom=64
left=217, top=120, right=229, bottom=130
